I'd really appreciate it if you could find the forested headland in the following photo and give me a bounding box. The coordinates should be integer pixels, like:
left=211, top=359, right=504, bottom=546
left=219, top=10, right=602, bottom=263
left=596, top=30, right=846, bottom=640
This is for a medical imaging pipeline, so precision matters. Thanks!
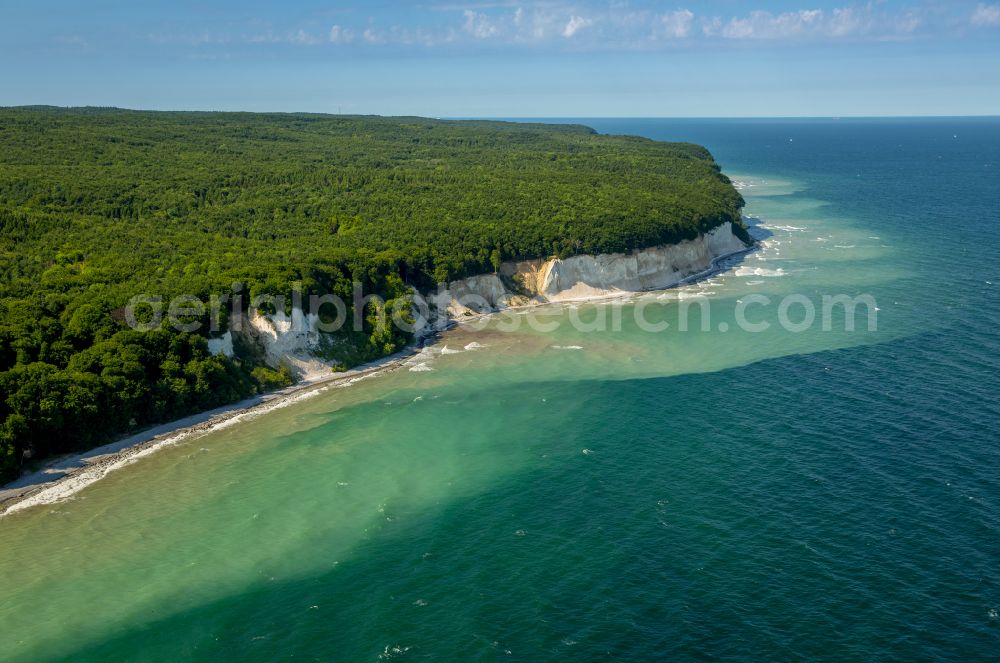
left=0, top=107, right=745, bottom=480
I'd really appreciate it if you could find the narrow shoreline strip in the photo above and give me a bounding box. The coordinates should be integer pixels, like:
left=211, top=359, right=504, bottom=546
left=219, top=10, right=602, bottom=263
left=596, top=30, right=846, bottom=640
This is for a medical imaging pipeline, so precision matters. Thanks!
left=0, top=349, right=418, bottom=514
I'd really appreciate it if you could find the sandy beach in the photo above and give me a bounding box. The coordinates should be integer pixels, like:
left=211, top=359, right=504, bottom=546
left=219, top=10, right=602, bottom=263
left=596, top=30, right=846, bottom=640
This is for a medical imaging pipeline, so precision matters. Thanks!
left=0, top=348, right=421, bottom=515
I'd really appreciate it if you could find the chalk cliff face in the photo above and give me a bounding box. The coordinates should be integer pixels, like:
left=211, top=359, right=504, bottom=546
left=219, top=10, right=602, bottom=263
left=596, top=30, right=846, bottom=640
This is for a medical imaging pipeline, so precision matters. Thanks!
left=442, top=222, right=749, bottom=316
left=230, top=309, right=331, bottom=379
left=206, top=331, right=235, bottom=358
left=209, top=222, right=750, bottom=372
left=438, top=273, right=522, bottom=317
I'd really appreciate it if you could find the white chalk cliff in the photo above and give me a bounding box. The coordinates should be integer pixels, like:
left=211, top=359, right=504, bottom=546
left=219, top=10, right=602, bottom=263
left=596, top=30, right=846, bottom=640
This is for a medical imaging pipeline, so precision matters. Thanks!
left=208, top=222, right=751, bottom=375
left=441, top=222, right=749, bottom=316
left=206, top=331, right=235, bottom=358
left=232, top=308, right=331, bottom=380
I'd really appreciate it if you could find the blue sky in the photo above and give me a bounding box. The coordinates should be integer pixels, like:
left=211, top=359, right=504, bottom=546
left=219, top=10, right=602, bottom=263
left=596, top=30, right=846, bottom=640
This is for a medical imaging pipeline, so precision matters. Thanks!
left=2, top=1, right=999, bottom=116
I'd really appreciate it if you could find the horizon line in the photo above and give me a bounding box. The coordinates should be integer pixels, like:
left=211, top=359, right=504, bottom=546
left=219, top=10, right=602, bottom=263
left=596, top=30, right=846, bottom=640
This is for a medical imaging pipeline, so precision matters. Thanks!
left=3, top=105, right=999, bottom=120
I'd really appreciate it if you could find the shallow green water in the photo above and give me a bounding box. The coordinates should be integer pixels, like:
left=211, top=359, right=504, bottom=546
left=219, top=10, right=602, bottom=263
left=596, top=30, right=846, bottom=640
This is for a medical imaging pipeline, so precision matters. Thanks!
left=1, top=119, right=997, bottom=661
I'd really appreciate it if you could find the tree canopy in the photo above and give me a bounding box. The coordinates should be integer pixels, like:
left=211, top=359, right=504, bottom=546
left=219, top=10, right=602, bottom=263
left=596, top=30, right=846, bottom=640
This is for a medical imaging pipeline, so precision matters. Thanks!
left=0, top=107, right=745, bottom=480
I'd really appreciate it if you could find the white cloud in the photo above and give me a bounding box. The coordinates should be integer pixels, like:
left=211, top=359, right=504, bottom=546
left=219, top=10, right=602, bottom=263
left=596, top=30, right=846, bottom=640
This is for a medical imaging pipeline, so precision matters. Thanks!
left=562, top=15, right=593, bottom=38
left=971, top=3, right=1000, bottom=27
left=329, top=25, right=355, bottom=44
left=701, top=5, right=921, bottom=41
left=660, top=9, right=694, bottom=39
left=527, top=11, right=562, bottom=40
left=190, top=2, right=939, bottom=52
left=828, top=7, right=865, bottom=37
left=245, top=30, right=322, bottom=45
left=893, top=11, right=921, bottom=34
left=463, top=10, right=501, bottom=38
left=292, top=29, right=320, bottom=45
left=56, top=35, right=90, bottom=48
left=717, top=9, right=824, bottom=40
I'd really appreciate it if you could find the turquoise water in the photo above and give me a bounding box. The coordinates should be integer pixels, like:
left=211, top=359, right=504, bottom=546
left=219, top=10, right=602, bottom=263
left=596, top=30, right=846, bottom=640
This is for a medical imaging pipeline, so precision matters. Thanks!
left=1, top=119, right=998, bottom=660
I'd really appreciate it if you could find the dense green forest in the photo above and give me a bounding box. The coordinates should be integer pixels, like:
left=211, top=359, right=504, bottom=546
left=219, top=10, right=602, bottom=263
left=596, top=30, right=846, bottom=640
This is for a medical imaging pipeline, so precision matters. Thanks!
left=0, top=107, right=745, bottom=481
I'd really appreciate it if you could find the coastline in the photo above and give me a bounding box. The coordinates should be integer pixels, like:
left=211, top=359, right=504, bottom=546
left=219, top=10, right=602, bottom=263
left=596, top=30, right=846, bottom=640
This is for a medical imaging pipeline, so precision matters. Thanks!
left=0, top=348, right=420, bottom=515
left=0, top=234, right=756, bottom=517
left=450, top=241, right=756, bottom=325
